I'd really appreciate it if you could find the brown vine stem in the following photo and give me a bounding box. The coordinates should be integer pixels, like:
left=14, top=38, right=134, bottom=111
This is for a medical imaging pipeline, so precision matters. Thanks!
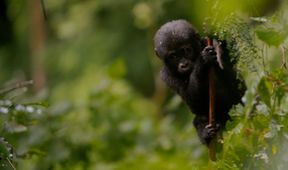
left=207, top=38, right=216, bottom=161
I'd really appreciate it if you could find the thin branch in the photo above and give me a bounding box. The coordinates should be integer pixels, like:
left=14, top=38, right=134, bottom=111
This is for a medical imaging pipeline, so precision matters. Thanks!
left=280, top=45, right=287, bottom=70
left=40, top=0, right=48, bottom=20
left=7, top=158, right=16, bottom=170
left=0, top=80, right=34, bottom=96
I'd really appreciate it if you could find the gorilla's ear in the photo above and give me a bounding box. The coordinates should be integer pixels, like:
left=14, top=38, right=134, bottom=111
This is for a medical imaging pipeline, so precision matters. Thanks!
left=154, top=48, right=160, bottom=58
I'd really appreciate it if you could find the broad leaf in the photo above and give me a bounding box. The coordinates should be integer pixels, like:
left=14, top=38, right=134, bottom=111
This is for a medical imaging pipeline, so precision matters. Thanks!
left=256, top=29, right=286, bottom=46
left=257, top=78, right=272, bottom=108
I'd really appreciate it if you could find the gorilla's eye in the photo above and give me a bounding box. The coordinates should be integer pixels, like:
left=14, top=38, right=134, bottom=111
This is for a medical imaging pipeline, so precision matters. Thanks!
left=182, top=46, right=193, bottom=55
left=169, top=52, right=179, bottom=60
left=186, top=47, right=193, bottom=53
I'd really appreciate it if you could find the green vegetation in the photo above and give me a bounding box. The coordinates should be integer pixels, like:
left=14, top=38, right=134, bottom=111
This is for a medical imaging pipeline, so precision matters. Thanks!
left=1, top=0, right=288, bottom=169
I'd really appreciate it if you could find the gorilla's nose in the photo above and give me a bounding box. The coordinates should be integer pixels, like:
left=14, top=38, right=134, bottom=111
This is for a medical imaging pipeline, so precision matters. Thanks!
left=179, top=62, right=188, bottom=69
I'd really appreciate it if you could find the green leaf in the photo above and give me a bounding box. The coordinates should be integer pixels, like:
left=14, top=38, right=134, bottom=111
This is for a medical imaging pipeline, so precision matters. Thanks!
left=275, top=87, right=285, bottom=106
left=256, top=29, right=286, bottom=46
left=257, top=78, right=272, bottom=108
left=23, top=101, right=49, bottom=107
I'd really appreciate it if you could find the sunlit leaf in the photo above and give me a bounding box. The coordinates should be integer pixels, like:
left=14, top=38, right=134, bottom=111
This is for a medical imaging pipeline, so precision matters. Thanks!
left=272, top=145, right=277, bottom=155
left=256, top=29, right=286, bottom=46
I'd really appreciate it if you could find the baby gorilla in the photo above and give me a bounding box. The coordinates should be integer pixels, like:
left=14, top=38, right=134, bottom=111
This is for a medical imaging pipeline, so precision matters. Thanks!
left=154, top=20, right=246, bottom=145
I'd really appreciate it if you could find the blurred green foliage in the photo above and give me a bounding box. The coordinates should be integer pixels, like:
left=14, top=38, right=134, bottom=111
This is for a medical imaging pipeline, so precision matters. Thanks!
left=1, top=0, right=288, bottom=170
